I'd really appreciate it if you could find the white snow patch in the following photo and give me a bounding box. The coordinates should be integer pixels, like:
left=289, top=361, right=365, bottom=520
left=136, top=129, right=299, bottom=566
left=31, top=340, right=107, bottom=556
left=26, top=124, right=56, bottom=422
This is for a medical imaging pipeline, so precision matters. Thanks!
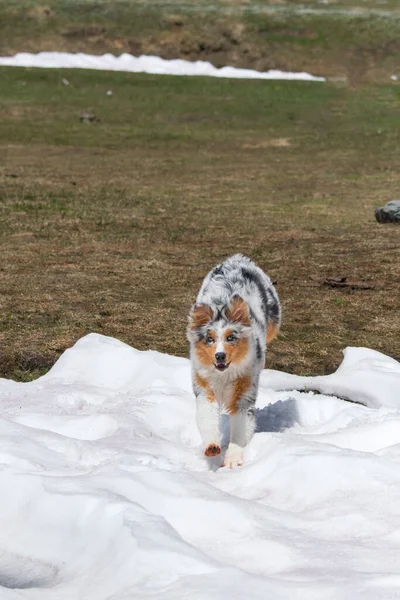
left=0, top=333, right=399, bottom=598
left=0, top=52, right=326, bottom=81
left=263, top=346, right=400, bottom=408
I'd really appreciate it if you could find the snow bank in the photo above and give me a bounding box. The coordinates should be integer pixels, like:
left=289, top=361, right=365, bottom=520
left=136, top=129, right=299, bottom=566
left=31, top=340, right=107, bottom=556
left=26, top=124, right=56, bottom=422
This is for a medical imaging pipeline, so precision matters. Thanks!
left=0, top=52, right=326, bottom=81
left=0, top=333, right=399, bottom=599
left=263, top=346, right=400, bottom=409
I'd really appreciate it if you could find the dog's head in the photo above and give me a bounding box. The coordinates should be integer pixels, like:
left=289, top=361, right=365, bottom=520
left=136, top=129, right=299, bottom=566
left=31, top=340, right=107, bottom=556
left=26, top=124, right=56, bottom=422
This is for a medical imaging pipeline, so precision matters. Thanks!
left=187, top=295, right=251, bottom=372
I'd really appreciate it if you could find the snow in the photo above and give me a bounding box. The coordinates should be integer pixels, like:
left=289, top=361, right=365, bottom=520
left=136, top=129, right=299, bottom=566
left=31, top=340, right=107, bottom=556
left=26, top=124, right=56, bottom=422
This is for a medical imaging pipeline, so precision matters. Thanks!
left=264, top=346, right=400, bottom=409
left=0, top=333, right=399, bottom=598
left=0, top=52, right=326, bottom=81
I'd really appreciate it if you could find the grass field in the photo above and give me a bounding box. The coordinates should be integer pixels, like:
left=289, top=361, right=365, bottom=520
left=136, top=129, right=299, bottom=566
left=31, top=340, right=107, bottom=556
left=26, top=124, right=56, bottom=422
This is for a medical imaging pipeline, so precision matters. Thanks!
left=1, top=64, right=399, bottom=380
left=2, top=0, right=400, bottom=84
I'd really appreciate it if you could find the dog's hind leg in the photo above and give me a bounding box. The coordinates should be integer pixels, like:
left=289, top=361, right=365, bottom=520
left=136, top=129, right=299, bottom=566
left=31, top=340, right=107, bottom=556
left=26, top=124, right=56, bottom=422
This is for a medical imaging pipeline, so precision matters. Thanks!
left=267, top=320, right=280, bottom=344
left=196, top=392, right=221, bottom=457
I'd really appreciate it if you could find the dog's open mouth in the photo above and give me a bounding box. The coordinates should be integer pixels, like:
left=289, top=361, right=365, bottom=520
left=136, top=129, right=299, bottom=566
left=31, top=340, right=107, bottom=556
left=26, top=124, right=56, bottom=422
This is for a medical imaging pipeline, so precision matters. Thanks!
left=214, top=362, right=230, bottom=372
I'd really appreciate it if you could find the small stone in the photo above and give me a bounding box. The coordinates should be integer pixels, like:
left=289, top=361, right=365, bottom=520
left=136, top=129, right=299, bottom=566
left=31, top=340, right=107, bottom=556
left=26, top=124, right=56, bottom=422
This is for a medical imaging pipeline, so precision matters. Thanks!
left=375, top=200, right=400, bottom=223
left=62, top=78, right=70, bottom=86
left=106, top=90, right=113, bottom=96
left=79, top=112, right=99, bottom=124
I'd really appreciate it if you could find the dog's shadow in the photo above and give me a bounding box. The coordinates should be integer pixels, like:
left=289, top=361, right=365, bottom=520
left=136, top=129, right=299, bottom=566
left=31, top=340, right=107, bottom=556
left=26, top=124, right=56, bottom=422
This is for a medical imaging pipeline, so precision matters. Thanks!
left=208, top=398, right=299, bottom=470
left=255, top=397, right=299, bottom=434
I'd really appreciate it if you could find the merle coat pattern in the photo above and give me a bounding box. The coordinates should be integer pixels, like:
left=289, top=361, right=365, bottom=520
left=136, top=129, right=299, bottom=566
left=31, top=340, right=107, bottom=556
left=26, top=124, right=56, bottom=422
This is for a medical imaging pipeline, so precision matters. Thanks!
left=187, top=254, right=281, bottom=468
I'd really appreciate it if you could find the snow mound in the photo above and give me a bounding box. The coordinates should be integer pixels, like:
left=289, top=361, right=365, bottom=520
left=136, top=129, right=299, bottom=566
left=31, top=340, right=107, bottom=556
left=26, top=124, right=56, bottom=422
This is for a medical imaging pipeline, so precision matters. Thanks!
left=263, top=345, right=400, bottom=408
left=0, top=333, right=399, bottom=599
left=0, top=52, right=326, bottom=81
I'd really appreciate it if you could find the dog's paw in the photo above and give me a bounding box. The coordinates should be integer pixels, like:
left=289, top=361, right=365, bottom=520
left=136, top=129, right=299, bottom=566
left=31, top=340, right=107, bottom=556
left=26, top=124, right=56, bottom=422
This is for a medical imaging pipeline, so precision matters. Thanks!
left=204, top=444, right=222, bottom=457
left=223, top=444, right=244, bottom=469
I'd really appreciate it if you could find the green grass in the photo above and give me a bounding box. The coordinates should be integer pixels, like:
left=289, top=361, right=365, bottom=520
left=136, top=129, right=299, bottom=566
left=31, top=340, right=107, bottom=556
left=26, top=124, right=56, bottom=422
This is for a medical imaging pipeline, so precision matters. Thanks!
left=1, top=66, right=399, bottom=380
left=1, top=68, right=400, bottom=147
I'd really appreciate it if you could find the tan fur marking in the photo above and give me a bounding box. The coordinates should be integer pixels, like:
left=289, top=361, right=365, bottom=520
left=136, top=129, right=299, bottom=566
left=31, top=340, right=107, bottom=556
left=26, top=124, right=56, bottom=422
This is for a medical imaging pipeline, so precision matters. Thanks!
left=225, top=296, right=251, bottom=327
left=205, top=444, right=221, bottom=457
left=189, top=304, right=213, bottom=330
left=195, top=372, right=215, bottom=403
left=207, top=330, right=215, bottom=342
left=225, top=337, right=249, bottom=366
left=225, top=328, right=234, bottom=340
left=195, top=341, right=215, bottom=368
left=267, top=321, right=280, bottom=344
left=226, top=375, right=252, bottom=415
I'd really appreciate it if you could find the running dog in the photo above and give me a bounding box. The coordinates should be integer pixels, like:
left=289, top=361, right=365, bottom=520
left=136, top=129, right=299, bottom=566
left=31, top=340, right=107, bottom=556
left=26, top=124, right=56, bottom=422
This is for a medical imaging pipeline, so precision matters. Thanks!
left=187, top=254, right=281, bottom=468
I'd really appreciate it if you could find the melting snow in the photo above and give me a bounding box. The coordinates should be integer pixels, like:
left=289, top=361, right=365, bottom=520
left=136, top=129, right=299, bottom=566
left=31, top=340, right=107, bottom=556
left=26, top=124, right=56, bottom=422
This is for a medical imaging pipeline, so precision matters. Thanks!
left=0, top=52, right=326, bottom=81
left=0, top=333, right=399, bottom=598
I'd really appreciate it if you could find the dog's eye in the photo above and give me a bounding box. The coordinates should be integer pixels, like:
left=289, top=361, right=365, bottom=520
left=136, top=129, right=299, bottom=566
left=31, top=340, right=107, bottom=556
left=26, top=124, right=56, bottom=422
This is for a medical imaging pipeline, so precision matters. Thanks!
left=226, top=334, right=237, bottom=343
left=206, top=336, right=214, bottom=344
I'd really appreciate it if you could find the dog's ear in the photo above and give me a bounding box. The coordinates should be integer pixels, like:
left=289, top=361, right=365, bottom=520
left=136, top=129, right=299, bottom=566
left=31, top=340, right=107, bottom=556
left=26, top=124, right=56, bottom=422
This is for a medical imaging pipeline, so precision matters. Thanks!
left=188, top=303, right=213, bottom=331
left=226, top=295, right=251, bottom=327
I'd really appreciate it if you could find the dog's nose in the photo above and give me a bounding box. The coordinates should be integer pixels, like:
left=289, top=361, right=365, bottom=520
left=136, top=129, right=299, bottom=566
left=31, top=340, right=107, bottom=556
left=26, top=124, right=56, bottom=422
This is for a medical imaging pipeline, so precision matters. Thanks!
left=215, top=352, right=226, bottom=363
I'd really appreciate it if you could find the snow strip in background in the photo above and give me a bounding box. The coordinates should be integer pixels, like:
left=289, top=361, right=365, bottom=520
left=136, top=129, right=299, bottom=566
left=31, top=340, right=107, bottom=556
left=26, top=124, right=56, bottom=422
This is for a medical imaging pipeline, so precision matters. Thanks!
left=0, top=333, right=399, bottom=599
left=0, top=52, right=326, bottom=81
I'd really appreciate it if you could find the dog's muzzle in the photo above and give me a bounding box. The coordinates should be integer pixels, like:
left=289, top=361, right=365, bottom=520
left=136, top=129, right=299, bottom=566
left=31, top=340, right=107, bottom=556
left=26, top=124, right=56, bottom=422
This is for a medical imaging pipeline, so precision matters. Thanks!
left=214, top=361, right=230, bottom=372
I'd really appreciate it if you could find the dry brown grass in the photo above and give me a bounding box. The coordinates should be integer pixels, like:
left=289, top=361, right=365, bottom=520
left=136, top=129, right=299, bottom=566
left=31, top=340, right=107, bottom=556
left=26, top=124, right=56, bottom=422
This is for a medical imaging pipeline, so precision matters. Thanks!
left=0, top=69, right=399, bottom=380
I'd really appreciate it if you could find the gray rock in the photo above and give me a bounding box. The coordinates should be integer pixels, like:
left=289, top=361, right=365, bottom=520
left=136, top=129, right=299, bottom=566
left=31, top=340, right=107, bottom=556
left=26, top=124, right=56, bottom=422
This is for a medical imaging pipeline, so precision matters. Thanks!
left=375, top=200, right=400, bottom=223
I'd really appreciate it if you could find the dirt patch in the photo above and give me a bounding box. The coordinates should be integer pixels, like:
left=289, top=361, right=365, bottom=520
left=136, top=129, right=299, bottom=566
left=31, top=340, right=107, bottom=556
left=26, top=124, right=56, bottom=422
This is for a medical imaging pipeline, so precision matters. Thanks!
left=26, top=5, right=54, bottom=23
left=243, top=138, right=292, bottom=148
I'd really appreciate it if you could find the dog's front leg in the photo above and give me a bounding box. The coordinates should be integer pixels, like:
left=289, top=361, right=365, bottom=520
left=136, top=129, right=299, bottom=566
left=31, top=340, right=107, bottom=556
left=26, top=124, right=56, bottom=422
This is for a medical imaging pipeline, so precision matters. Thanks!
left=196, top=392, right=221, bottom=458
left=224, top=401, right=256, bottom=469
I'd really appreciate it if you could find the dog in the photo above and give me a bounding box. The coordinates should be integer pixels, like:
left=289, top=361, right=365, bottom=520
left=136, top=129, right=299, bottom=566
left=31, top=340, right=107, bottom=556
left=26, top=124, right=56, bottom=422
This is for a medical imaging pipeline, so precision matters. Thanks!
left=187, top=254, right=281, bottom=468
